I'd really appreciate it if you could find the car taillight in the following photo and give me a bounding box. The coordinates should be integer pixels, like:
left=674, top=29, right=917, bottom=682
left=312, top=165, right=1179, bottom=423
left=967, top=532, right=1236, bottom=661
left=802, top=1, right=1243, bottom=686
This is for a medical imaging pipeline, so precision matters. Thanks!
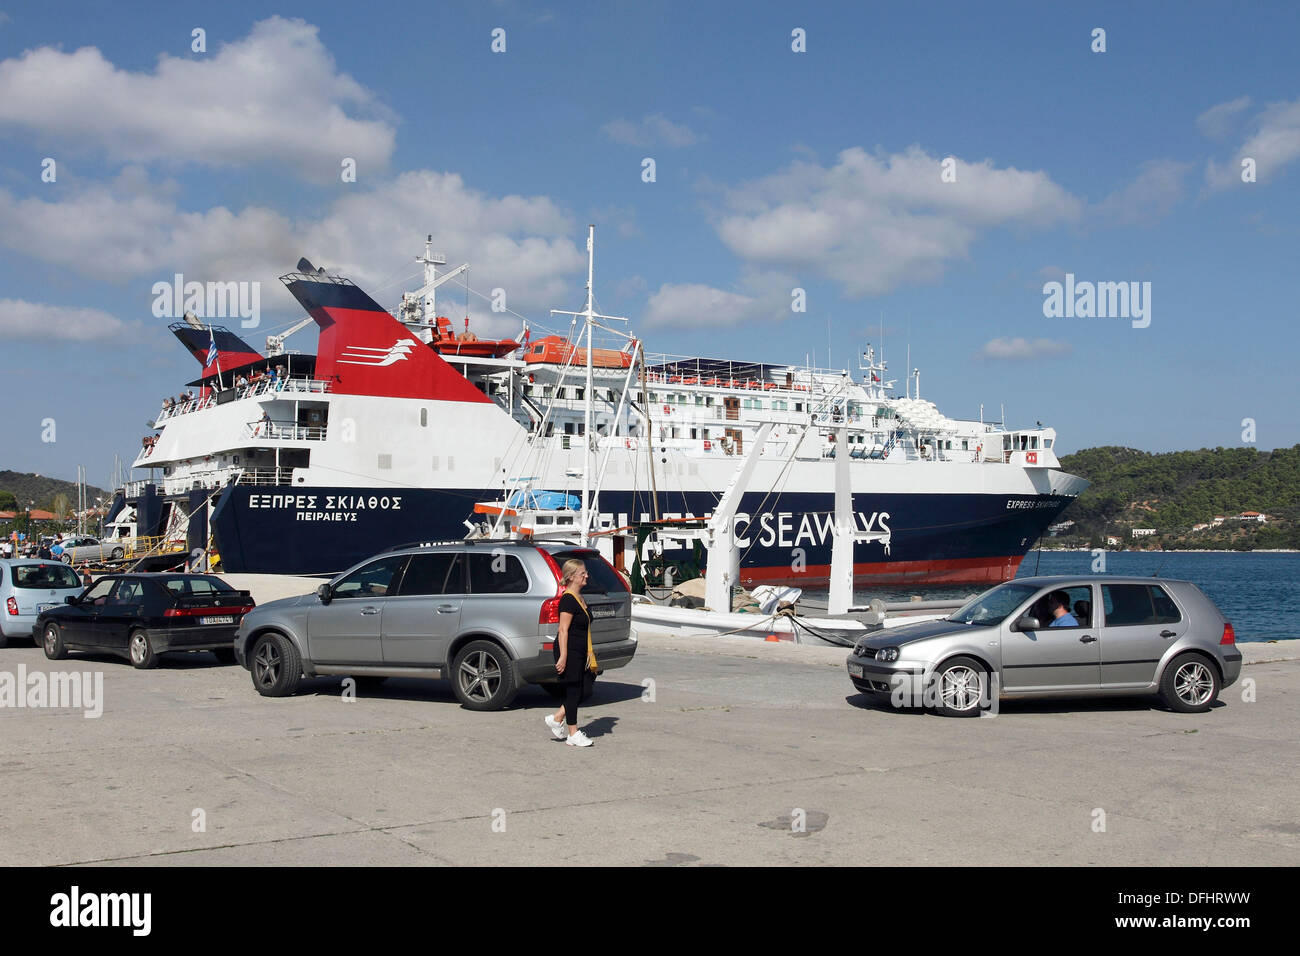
left=5, top=597, right=17, bottom=616
left=537, top=548, right=566, bottom=624
left=164, top=605, right=253, bottom=618
left=540, top=595, right=561, bottom=625
left=1220, top=622, right=1235, bottom=645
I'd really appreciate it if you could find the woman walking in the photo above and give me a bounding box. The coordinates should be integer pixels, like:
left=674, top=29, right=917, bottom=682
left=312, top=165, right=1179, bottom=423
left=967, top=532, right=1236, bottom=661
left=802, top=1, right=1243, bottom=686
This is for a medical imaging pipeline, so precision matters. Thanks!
left=545, top=559, right=596, bottom=747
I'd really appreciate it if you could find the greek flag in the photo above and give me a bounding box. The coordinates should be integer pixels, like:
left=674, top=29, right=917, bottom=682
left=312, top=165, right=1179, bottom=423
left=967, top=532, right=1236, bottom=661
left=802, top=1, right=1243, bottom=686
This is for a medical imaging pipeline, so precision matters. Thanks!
left=206, top=338, right=218, bottom=367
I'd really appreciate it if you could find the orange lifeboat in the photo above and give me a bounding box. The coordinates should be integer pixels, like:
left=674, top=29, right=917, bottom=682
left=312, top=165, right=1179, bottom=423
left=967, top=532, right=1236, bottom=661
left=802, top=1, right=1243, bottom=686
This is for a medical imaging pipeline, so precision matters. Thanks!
left=523, top=335, right=633, bottom=368
left=429, top=316, right=519, bottom=359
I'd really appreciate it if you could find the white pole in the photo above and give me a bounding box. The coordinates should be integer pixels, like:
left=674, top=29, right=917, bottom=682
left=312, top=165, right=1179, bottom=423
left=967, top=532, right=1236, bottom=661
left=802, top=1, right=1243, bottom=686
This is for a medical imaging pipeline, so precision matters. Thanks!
left=582, top=225, right=595, bottom=547
left=828, top=427, right=854, bottom=615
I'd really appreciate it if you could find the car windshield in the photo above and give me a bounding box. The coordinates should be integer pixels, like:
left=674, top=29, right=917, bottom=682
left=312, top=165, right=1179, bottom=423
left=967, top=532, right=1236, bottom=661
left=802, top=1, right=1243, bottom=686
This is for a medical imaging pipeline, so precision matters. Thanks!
left=947, top=582, right=1039, bottom=626
left=13, top=564, right=83, bottom=589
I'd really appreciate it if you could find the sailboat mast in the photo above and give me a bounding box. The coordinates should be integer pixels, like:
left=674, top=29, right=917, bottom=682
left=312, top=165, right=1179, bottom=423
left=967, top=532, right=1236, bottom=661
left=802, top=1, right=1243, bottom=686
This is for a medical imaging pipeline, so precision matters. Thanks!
left=582, top=225, right=595, bottom=547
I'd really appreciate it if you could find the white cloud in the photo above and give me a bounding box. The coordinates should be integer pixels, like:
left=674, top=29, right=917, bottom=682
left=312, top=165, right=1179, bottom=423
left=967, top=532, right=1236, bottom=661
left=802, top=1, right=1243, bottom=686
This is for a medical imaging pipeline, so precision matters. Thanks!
left=975, top=337, right=1073, bottom=361
left=1096, top=159, right=1191, bottom=224
left=643, top=284, right=759, bottom=328
left=0, top=298, right=131, bottom=341
left=1206, top=96, right=1300, bottom=188
left=713, top=146, right=1081, bottom=297
left=602, top=113, right=700, bottom=148
left=0, top=168, right=585, bottom=323
left=0, top=17, right=395, bottom=181
left=1197, top=96, right=1252, bottom=140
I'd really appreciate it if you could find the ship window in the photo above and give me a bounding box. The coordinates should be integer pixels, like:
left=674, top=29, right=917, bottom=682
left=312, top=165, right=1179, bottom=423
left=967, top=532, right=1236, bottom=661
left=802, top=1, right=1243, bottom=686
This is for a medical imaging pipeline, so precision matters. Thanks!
left=543, top=386, right=553, bottom=398
left=690, top=428, right=698, bottom=439
left=1044, top=438, right=1053, bottom=448
left=649, top=392, right=657, bottom=402
left=557, top=387, right=567, bottom=399
left=576, top=388, right=584, bottom=400
left=795, top=403, right=804, bottom=412
left=564, top=422, right=575, bottom=435
left=1031, top=436, right=1039, bottom=448
left=962, top=440, right=968, bottom=450
left=420, top=408, right=428, bottom=427
left=695, top=395, right=704, bottom=405
left=754, top=400, right=764, bottom=410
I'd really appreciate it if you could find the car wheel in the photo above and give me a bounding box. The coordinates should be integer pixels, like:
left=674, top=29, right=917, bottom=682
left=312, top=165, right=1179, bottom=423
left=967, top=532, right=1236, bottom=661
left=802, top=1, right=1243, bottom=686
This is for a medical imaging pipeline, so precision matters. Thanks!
left=61, top=554, right=73, bottom=565
left=211, top=647, right=237, bottom=665
left=931, top=656, right=991, bottom=718
left=1159, top=653, right=1220, bottom=713
left=129, top=630, right=158, bottom=669
left=43, top=622, right=68, bottom=660
left=251, top=632, right=301, bottom=697
left=451, top=640, right=519, bottom=711
left=110, top=547, right=124, bottom=560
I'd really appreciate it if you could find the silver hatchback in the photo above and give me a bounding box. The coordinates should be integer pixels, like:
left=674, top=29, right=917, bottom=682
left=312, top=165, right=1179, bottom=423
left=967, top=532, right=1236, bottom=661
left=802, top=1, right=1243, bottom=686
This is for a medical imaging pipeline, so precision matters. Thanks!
left=847, top=575, right=1242, bottom=716
left=233, top=540, right=636, bottom=710
left=0, top=560, right=86, bottom=645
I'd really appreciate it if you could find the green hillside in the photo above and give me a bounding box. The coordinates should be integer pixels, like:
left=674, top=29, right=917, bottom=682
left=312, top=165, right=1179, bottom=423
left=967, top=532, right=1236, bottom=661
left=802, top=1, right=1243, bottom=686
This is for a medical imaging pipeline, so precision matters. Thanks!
left=1056, top=445, right=1300, bottom=550
left=0, top=470, right=112, bottom=517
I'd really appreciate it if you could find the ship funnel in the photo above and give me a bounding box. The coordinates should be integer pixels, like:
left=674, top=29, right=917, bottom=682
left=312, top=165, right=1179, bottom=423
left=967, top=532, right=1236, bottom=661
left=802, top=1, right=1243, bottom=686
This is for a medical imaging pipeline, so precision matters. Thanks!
left=296, top=257, right=317, bottom=274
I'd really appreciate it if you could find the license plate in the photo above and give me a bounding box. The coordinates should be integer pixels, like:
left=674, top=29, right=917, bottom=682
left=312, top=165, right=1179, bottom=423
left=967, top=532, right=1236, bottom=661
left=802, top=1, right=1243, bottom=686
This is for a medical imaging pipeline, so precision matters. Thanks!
left=848, top=662, right=865, bottom=678
left=200, top=615, right=235, bottom=625
left=590, top=604, right=618, bottom=619
left=38, top=603, right=56, bottom=613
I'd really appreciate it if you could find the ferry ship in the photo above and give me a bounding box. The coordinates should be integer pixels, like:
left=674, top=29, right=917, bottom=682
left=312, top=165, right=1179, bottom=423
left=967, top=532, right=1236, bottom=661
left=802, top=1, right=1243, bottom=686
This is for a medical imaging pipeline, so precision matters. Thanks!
left=111, top=235, right=1088, bottom=587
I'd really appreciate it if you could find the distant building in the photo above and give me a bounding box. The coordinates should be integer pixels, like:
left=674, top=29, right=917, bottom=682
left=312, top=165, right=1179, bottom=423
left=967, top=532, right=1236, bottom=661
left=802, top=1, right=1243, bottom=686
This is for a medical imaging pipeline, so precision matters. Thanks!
left=1235, top=511, right=1268, bottom=523
left=1106, top=536, right=1121, bottom=546
left=1131, top=528, right=1156, bottom=537
left=1191, top=523, right=1209, bottom=532
left=1211, top=516, right=1226, bottom=526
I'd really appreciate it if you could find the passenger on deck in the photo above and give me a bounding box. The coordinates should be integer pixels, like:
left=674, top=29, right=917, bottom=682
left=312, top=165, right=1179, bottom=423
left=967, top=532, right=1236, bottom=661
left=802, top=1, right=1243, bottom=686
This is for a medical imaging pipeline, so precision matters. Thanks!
left=235, top=374, right=247, bottom=389
left=1048, top=590, right=1078, bottom=628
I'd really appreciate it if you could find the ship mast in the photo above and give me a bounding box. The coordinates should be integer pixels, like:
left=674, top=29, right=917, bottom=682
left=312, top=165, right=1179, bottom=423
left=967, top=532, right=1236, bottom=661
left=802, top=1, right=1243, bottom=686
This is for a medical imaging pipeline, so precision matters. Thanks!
left=550, top=225, right=626, bottom=546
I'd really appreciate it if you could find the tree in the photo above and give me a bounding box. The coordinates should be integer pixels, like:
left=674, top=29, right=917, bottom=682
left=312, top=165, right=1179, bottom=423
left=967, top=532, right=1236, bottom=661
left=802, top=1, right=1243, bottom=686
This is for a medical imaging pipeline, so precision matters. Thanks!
left=0, top=490, right=16, bottom=512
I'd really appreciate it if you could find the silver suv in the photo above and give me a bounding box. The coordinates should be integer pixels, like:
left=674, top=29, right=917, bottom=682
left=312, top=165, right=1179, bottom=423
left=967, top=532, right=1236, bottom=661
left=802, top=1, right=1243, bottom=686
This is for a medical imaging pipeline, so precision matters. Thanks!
left=233, top=540, right=636, bottom=710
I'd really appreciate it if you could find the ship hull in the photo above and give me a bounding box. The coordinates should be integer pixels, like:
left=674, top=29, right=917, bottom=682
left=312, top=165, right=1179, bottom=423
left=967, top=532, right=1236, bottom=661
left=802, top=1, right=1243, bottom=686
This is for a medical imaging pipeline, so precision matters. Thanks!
left=207, top=483, right=1074, bottom=585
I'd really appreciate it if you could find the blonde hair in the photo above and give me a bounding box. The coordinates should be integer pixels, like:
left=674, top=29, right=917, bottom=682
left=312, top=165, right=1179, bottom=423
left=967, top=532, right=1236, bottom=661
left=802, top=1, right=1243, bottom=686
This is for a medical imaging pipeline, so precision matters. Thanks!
left=561, top=558, right=587, bottom=586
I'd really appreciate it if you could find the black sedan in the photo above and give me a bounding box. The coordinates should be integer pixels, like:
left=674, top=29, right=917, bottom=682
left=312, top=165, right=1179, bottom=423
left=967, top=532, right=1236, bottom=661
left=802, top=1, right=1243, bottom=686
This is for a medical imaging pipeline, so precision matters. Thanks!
left=38, top=574, right=255, bottom=668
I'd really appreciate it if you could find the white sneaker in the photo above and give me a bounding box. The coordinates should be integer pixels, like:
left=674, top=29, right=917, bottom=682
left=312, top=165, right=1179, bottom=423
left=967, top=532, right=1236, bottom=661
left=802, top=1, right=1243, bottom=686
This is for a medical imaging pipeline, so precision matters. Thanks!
left=545, top=714, right=567, bottom=740
left=565, top=730, right=593, bottom=748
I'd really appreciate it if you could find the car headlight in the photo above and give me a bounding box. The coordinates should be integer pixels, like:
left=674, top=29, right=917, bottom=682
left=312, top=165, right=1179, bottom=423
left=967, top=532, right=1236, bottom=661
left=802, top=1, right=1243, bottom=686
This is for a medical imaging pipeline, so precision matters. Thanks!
left=875, top=647, right=899, bottom=662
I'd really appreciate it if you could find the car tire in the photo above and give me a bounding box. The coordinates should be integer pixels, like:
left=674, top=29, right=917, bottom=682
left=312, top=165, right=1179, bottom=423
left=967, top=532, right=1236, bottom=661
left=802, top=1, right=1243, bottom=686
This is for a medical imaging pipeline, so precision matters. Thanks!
left=931, top=656, right=991, bottom=718
left=61, top=554, right=73, bottom=565
left=250, top=632, right=302, bottom=697
left=110, top=547, right=124, bottom=560
left=451, top=639, right=519, bottom=711
left=1159, top=652, right=1220, bottom=713
left=129, top=630, right=158, bottom=669
left=211, top=647, right=237, bottom=665
left=43, top=622, right=68, bottom=660
left=539, top=672, right=596, bottom=703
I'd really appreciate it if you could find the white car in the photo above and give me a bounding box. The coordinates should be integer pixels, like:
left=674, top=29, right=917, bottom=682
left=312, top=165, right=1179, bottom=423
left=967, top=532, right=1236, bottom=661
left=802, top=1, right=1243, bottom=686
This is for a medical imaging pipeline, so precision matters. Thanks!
left=1, top=559, right=86, bottom=645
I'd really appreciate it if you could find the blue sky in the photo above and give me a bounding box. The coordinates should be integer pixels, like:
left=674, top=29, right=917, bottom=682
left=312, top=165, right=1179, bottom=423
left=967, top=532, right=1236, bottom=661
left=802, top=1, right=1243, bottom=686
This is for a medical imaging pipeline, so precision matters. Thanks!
left=1, top=0, right=1298, bottom=490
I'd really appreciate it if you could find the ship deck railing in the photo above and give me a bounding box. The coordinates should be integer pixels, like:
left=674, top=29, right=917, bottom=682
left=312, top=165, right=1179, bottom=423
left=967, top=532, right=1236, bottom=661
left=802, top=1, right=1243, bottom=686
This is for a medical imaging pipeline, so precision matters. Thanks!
left=151, top=377, right=333, bottom=424
left=244, top=421, right=328, bottom=442
left=235, top=467, right=295, bottom=486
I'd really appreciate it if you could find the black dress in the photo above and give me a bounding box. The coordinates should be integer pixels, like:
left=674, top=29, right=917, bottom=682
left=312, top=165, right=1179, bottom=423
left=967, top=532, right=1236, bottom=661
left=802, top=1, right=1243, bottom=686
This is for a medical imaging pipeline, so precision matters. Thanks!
left=553, top=591, right=590, bottom=684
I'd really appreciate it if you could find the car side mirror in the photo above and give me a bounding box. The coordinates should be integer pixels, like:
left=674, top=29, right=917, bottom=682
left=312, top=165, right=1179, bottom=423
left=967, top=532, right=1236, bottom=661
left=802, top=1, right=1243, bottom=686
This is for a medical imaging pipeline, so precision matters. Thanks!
left=65, top=596, right=79, bottom=605
left=1014, top=615, right=1041, bottom=632
left=316, top=583, right=332, bottom=605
